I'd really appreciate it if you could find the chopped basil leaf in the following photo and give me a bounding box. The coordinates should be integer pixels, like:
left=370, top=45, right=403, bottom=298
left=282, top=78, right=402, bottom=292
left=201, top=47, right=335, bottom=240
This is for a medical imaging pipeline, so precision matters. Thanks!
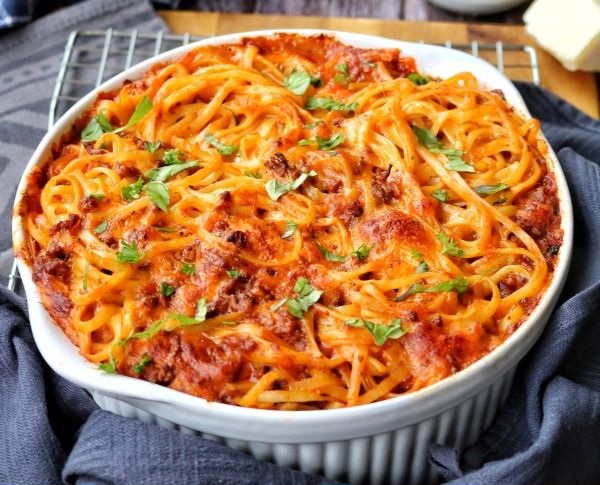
left=351, top=243, right=375, bottom=260
left=87, top=193, right=105, bottom=201
left=437, top=232, right=465, bottom=258
left=410, top=250, right=423, bottom=260
left=116, top=240, right=143, bottom=264
left=284, top=71, right=319, bottom=95
left=474, top=183, right=509, bottom=195
left=94, top=220, right=109, bottom=234
left=194, top=297, right=207, bottom=322
left=278, top=277, right=323, bottom=318
left=416, top=261, right=429, bottom=273
left=144, top=141, right=161, bottom=153
left=413, top=126, right=475, bottom=173
left=129, top=319, right=165, bottom=341
left=317, top=244, right=347, bottom=262
left=159, top=282, right=175, bottom=297
left=115, top=96, right=153, bottom=132
left=132, top=354, right=152, bottom=374
left=163, top=149, right=185, bottom=165
left=98, top=350, right=117, bottom=373
left=445, top=157, right=475, bottom=173
left=270, top=298, right=288, bottom=312
left=305, top=97, right=359, bottom=112
left=168, top=313, right=201, bottom=326
left=304, top=120, right=324, bottom=129
left=81, top=112, right=113, bottom=141
left=334, top=62, right=350, bottom=85
left=244, top=170, right=261, bottom=179
left=145, top=180, right=170, bottom=211
left=432, top=189, right=448, bottom=202
left=204, top=132, right=237, bottom=155
left=146, top=161, right=198, bottom=182
left=122, top=177, right=144, bottom=201
left=407, top=73, right=431, bottom=86
left=299, top=133, right=344, bottom=151
left=281, top=221, right=297, bottom=239
left=346, top=317, right=406, bottom=346
left=395, top=277, right=469, bottom=302
left=154, top=226, right=178, bottom=232
left=181, top=262, right=196, bottom=275
left=226, top=268, right=240, bottom=278
left=265, top=170, right=317, bottom=201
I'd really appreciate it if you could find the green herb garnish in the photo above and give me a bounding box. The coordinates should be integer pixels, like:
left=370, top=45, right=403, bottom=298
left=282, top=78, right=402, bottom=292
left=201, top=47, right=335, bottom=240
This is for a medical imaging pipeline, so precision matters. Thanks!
left=351, top=244, right=374, bottom=260
left=281, top=221, right=297, bottom=239
left=94, top=220, right=109, bottom=234
left=182, top=262, right=196, bottom=275
left=395, top=277, right=469, bottom=302
left=122, top=177, right=144, bottom=201
left=437, top=232, right=464, bottom=258
left=116, top=240, right=143, bottom=264
left=272, top=277, right=323, bottom=318
left=87, top=193, right=105, bottom=201
left=132, top=354, right=152, bottom=374
left=413, top=126, right=475, bottom=173
left=194, top=297, right=207, bottom=322
left=145, top=180, right=170, bottom=211
left=265, top=170, right=317, bottom=201
left=159, top=282, right=175, bottom=297
left=474, top=183, right=509, bottom=195
left=81, top=112, right=113, bottom=142
left=283, top=71, right=321, bottom=95
left=334, top=62, right=350, bottom=85
left=305, top=97, right=358, bottom=112
left=226, top=268, right=240, bottom=278
left=298, top=133, right=345, bottom=151
left=115, top=96, right=153, bottom=133
left=345, top=317, right=406, bottom=346
left=205, top=132, right=237, bottom=155
left=407, top=73, right=431, bottom=86
left=317, top=244, right=348, bottom=262
left=432, top=189, right=448, bottom=202
left=146, top=161, right=198, bottom=183
left=144, top=141, right=161, bottom=153
left=163, top=149, right=185, bottom=165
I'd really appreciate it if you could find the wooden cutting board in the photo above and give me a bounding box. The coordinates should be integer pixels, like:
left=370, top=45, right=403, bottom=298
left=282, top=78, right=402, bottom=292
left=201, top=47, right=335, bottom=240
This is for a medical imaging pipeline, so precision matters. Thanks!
left=159, top=11, right=599, bottom=119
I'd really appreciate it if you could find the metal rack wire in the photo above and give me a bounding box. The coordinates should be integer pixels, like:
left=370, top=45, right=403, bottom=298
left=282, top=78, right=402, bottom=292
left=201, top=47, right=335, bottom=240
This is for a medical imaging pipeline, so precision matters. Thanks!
left=6, top=29, right=541, bottom=292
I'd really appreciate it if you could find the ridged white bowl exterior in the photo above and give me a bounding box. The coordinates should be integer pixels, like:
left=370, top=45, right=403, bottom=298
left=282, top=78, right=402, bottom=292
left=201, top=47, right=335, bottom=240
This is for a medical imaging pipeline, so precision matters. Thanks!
left=92, top=366, right=516, bottom=485
left=12, top=30, right=573, bottom=485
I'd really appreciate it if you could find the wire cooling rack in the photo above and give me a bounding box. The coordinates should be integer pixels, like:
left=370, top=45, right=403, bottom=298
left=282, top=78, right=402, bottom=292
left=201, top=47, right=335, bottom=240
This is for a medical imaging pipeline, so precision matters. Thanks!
left=6, top=29, right=541, bottom=292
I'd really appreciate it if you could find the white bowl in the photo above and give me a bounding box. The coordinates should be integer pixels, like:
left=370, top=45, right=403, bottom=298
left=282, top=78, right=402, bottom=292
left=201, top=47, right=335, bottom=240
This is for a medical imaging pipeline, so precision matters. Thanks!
left=12, top=30, right=573, bottom=485
left=427, top=0, right=527, bottom=15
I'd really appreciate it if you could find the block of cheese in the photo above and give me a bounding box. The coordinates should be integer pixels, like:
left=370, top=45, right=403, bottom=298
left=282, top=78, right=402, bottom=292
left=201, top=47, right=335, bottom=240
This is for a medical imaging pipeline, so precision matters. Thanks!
left=524, top=0, right=600, bottom=71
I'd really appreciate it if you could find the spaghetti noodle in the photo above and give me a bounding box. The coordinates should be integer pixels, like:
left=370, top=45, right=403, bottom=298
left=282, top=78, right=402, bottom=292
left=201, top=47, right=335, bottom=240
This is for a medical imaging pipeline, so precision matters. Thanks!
left=18, top=34, right=563, bottom=409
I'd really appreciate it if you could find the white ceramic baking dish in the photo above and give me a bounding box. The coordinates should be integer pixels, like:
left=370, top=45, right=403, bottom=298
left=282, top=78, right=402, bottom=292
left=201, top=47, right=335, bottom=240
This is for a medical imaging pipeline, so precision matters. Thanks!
left=12, top=30, right=573, bottom=485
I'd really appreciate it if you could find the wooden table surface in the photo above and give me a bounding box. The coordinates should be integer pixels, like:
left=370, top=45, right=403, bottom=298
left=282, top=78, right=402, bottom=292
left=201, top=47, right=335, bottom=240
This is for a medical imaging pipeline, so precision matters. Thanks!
left=159, top=11, right=599, bottom=119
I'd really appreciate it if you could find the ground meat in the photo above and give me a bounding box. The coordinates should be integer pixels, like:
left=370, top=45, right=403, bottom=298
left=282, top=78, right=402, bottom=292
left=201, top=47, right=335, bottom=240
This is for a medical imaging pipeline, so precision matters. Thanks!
left=514, top=173, right=562, bottom=264
left=498, top=273, right=527, bottom=298
left=49, top=214, right=81, bottom=236
left=32, top=251, right=70, bottom=283
left=216, top=191, right=233, bottom=210
left=79, top=196, right=99, bottom=213
left=227, top=230, right=247, bottom=248
left=265, top=152, right=296, bottom=178
left=180, top=241, right=199, bottom=262
left=125, top=226, right=151, bottom=245
left=114, top=161, right=141, bottom=179
left=120, top=332, right=180, bottom=386
left=169, top=334, right=255, bottom=401
left=138, top=281, right=165, bottom=309
left=337, top=199, right=364, bottom=226
left=83, top=143, right=109, bottom=155
left=257, top=310, right=303, bottom=347
left=371, top=166, right=399, bottom=203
